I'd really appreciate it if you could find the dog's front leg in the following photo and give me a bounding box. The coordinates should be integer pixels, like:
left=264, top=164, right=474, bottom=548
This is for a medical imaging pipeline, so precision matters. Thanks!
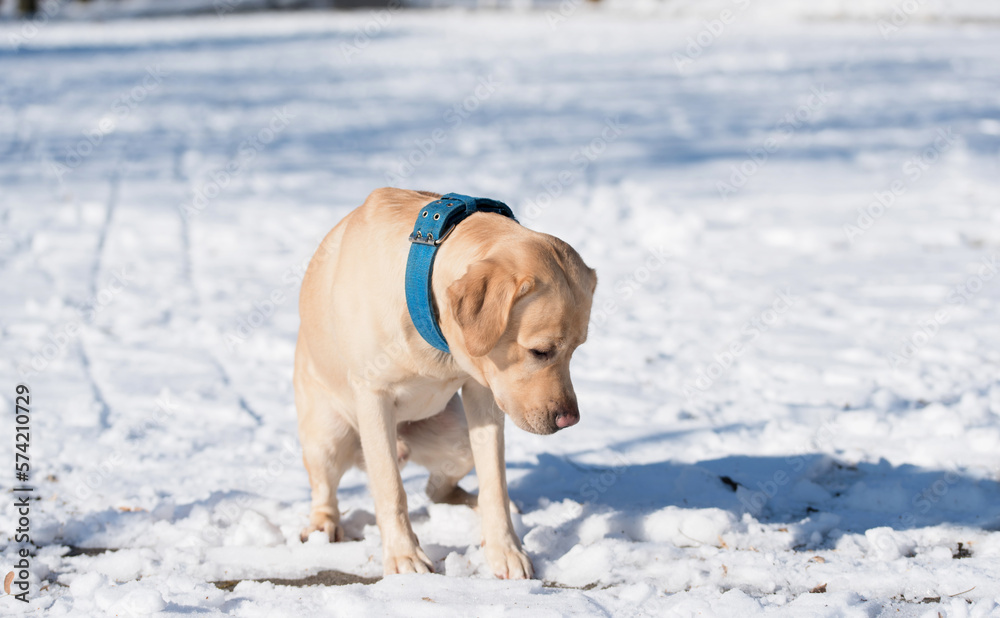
left=462, top=380, right=534, bottom=579
left=355, top=390, right=433, bottom=575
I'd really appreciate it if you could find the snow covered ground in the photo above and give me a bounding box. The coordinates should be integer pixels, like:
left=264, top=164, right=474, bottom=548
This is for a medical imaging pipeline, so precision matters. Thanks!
left=1, top=6, right=1000, bottom=617
left=5, top=0, right=1000, bottom=22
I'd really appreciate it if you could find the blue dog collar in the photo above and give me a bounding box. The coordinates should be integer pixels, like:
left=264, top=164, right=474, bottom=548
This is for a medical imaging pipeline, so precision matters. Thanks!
left=404, top=193, right=518, bottom=353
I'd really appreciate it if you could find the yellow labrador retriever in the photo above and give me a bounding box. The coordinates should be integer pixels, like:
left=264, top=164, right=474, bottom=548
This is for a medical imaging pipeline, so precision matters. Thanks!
left=294, top=188, right=596, bottom=579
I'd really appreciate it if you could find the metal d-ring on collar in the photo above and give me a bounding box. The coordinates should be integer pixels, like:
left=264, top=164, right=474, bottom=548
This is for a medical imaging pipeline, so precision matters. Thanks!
left=404, top=193, right=518, bottom=353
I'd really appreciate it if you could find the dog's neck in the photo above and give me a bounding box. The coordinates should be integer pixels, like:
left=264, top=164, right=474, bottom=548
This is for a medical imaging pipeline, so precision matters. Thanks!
left=431, top=213, right=526, bottom=298
left=426, top=213, right=527, bottom=374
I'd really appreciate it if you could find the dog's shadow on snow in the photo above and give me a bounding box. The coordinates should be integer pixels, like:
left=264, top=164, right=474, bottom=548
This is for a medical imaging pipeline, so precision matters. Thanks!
left=506, top=451, right=1000, bottom=546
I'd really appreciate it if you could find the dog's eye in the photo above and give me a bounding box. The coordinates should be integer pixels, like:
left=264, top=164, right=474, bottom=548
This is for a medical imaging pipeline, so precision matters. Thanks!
left=529, top=348, right=554, bottom=360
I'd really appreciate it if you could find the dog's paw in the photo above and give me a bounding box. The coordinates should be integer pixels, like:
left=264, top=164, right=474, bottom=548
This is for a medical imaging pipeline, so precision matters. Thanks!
left=383, top=547, right=434, bottom=575
left=299, top=516, right=344, bottom=543
left=485, top=540, right=533, bottom=580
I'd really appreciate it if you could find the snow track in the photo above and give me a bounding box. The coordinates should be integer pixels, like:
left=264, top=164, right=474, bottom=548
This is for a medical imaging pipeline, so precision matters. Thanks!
left=1, top=9, right=999, bottom=617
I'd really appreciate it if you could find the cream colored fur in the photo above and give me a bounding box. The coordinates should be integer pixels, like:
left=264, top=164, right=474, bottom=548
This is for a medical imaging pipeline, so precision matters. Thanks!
left=295, top=188, right=596, bottom=578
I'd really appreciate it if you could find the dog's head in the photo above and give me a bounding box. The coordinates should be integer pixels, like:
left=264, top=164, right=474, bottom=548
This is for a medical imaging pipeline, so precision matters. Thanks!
left=446, top=235, right=596, bottom=435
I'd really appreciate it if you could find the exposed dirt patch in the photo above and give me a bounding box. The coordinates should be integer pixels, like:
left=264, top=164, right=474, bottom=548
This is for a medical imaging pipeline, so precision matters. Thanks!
left=64, top=546, right=119, bottom=558
left=213, top=570, right=381, bottom=591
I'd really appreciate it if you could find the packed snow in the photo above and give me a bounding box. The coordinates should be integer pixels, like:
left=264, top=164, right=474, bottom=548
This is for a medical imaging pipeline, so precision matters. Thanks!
left=1, top=4, right=999, bottom=617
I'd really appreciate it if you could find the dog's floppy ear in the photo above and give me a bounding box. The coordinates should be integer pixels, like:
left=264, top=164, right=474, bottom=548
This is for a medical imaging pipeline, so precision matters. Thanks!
left=447, top=259, right=534, bottom=357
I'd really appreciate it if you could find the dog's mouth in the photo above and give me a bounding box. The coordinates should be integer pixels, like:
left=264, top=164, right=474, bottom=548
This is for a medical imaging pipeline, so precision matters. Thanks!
left=507, top=410, right=563, bottom=436
left=493, top=397, right=570, bottom=435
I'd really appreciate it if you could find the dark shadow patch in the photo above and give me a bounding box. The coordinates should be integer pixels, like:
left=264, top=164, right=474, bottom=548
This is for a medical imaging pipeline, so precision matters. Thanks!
left=508, top=451, right=1000, bottom=547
